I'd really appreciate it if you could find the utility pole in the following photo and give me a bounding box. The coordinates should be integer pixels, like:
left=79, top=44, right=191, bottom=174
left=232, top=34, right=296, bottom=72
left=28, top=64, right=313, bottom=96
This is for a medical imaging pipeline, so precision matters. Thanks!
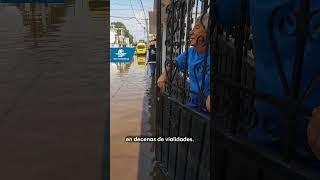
left=143, top=27, right=146, bottom=42
left=138, top=0, right=149, bottom=47
left=145, top=17, right=149, bottom=47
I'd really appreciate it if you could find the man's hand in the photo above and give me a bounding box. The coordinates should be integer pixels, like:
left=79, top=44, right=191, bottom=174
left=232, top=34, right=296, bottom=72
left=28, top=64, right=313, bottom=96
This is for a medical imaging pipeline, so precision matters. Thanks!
left=206, top=96, right=210, bottom=112
left=157, top=73, right=167, bottom=94
left=308, top=106, right=320, bottom=160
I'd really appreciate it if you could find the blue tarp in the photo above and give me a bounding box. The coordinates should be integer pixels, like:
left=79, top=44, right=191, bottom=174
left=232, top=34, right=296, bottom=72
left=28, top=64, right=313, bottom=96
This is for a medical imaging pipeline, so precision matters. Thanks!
left=110, top=47, right=135, bottom=63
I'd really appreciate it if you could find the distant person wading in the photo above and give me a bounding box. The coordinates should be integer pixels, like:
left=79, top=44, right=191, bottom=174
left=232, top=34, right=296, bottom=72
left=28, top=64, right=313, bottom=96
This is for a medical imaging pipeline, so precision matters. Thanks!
left=147, top=41, right=157, bottom=76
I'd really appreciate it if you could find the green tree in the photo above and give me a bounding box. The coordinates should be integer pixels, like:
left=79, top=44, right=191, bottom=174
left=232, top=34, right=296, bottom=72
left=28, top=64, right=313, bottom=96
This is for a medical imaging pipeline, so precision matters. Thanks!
left=111, top=21, right=134, bottom=43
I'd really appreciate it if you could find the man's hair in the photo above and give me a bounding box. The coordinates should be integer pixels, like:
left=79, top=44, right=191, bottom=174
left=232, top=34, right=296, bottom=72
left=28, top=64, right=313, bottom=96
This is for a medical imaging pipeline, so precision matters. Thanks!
left=195, top=13, right=209, bottom=30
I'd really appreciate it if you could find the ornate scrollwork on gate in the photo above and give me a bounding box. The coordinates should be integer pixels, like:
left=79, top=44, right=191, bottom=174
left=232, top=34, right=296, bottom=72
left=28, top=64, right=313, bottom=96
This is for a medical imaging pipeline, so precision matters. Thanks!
left=269, top=1, right=320, bottom=101
left=164, top=0, right=211, bottom=113
left=265, top=0, right=320, bottom=160
left=214, top=0, right=320, bottom=165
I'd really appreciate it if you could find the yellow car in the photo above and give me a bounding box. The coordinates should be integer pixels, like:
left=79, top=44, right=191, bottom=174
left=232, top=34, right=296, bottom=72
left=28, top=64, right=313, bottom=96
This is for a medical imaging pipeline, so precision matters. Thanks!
left=136, top=42, right=147, bottom=55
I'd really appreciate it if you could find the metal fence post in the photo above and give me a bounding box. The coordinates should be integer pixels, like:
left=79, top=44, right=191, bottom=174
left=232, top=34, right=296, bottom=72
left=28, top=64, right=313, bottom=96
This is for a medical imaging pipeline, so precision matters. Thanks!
left=155, top=0, right=163, bottom=162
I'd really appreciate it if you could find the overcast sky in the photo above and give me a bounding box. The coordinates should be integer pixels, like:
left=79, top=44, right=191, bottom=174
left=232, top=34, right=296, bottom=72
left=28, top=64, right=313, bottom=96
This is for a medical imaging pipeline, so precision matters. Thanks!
left=110, top=0, right=153, bottom=41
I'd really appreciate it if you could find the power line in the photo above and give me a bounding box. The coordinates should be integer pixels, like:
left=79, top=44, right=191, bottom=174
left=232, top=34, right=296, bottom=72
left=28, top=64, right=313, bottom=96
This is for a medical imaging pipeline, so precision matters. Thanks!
left=130, top=0, right=145, bottom=29
left=110, top=16, right=136, bottom=20
left=138, top=0, right=147, bottom=19
left=111, top=2, right=131, bottom=6
left=111, top=8, right=135, bottom=10
left=138, top=0, right=149, bottom=44
left=111, top=2, right=152, bottom=9
left=110, top=15, right=148, bottom=20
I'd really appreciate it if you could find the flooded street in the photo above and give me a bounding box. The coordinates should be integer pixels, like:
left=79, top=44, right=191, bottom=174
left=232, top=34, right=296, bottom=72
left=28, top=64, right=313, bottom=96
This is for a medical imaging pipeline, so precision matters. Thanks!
left=110, top=55, right=165, bottom=180
left=0, top=1, right=107, bottom=180
left=0, top=1, right=165, bottom=179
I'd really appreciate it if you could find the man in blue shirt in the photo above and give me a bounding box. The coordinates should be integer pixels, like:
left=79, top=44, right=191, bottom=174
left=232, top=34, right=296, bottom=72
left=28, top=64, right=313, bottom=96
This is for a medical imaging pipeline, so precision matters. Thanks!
left=157, top=14, right=210, bottom=112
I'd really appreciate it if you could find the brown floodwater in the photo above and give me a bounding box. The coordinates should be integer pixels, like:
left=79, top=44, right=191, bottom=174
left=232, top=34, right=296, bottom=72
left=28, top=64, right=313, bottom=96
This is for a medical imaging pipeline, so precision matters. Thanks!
left=110, top=55, right=166, bottom=180
left=0, top=1, right=108, bottom=180
left=0, top=1, right=165, bottom=179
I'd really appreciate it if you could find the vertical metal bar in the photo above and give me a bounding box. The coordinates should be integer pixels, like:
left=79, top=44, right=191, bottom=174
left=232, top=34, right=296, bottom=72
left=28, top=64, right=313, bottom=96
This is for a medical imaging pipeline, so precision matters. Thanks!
left=195, top=0, right=199, bottom=20
left=198, top=0, right=210, bottom=111
left=211, top=0, right=217, bottom=109
left=284, top=0, right=310, bottom=161
left=177, top=2, right=185, bottom=101
left=201, top=0, right=209, bottom=13
left=156, top=0, right=162, bottom=79
left=178, top=2, right=186, bottom=55
left=166, top=1, right=175, bottom=168
left=228, top=0, right=247, bottom=134
left=210, top=1, right=215, bottom=179
left=155, top=0, right=162, bottom=161
left=169, top=0, right=176, bottom=96
left=182, top=0, right=193, bottom=104
left=291, top=0, right=308, bottom=98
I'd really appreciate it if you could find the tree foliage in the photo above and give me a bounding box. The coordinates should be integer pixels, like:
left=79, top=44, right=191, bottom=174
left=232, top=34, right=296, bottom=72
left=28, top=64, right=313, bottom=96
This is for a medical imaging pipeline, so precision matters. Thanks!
left=111, top=21, right=134, bottom=43
left=131, top=42, right=138, bottom=47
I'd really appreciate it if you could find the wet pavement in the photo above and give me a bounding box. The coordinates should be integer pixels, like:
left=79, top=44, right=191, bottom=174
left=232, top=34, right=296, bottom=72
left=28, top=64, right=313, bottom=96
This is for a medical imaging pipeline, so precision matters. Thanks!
left=0, top=1, right=108, bottom=180
left=110, top=55, right=166, bottom=180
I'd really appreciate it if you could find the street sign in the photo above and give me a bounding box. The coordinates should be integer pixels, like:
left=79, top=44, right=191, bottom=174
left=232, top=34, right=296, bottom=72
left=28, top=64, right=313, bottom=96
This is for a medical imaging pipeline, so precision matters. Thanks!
left=110, top=47, right=135, bottom=63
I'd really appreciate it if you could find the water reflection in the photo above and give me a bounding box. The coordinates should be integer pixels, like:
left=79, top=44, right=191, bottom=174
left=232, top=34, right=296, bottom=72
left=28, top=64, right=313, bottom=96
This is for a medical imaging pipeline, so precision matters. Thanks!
left=87, top=0, right=108, bottom=12
left=115, top=62, right=130, bottom=72
left=0, top=1, right=107, bottom=179
left=137, top=55, right=147, bottom=70
left=15, top=3, right=69, bottom=46
left=0, top=0, right=108, bottom=47
left=111, top=55, right=166, bottom=180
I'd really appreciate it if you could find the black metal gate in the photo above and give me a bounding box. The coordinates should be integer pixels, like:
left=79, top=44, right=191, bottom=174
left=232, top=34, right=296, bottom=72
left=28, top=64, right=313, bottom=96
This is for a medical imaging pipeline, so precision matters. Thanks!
left=155, top=0, right=210, bottom=179
left=213, top=0, right=320, bottom=180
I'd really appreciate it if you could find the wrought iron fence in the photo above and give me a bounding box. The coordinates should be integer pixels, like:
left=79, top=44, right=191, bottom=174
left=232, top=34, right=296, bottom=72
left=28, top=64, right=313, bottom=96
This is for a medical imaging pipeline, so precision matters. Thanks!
left=213, top=0, right=320, bottom=179
left=162, top=0, right=210, bottom=112
left=155, top=0, right=211, bottom=179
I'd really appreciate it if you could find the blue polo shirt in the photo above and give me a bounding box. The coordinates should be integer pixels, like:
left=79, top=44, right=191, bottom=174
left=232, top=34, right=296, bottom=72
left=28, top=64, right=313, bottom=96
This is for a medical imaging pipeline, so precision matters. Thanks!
left=176, top=47, right=210, bottom=112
